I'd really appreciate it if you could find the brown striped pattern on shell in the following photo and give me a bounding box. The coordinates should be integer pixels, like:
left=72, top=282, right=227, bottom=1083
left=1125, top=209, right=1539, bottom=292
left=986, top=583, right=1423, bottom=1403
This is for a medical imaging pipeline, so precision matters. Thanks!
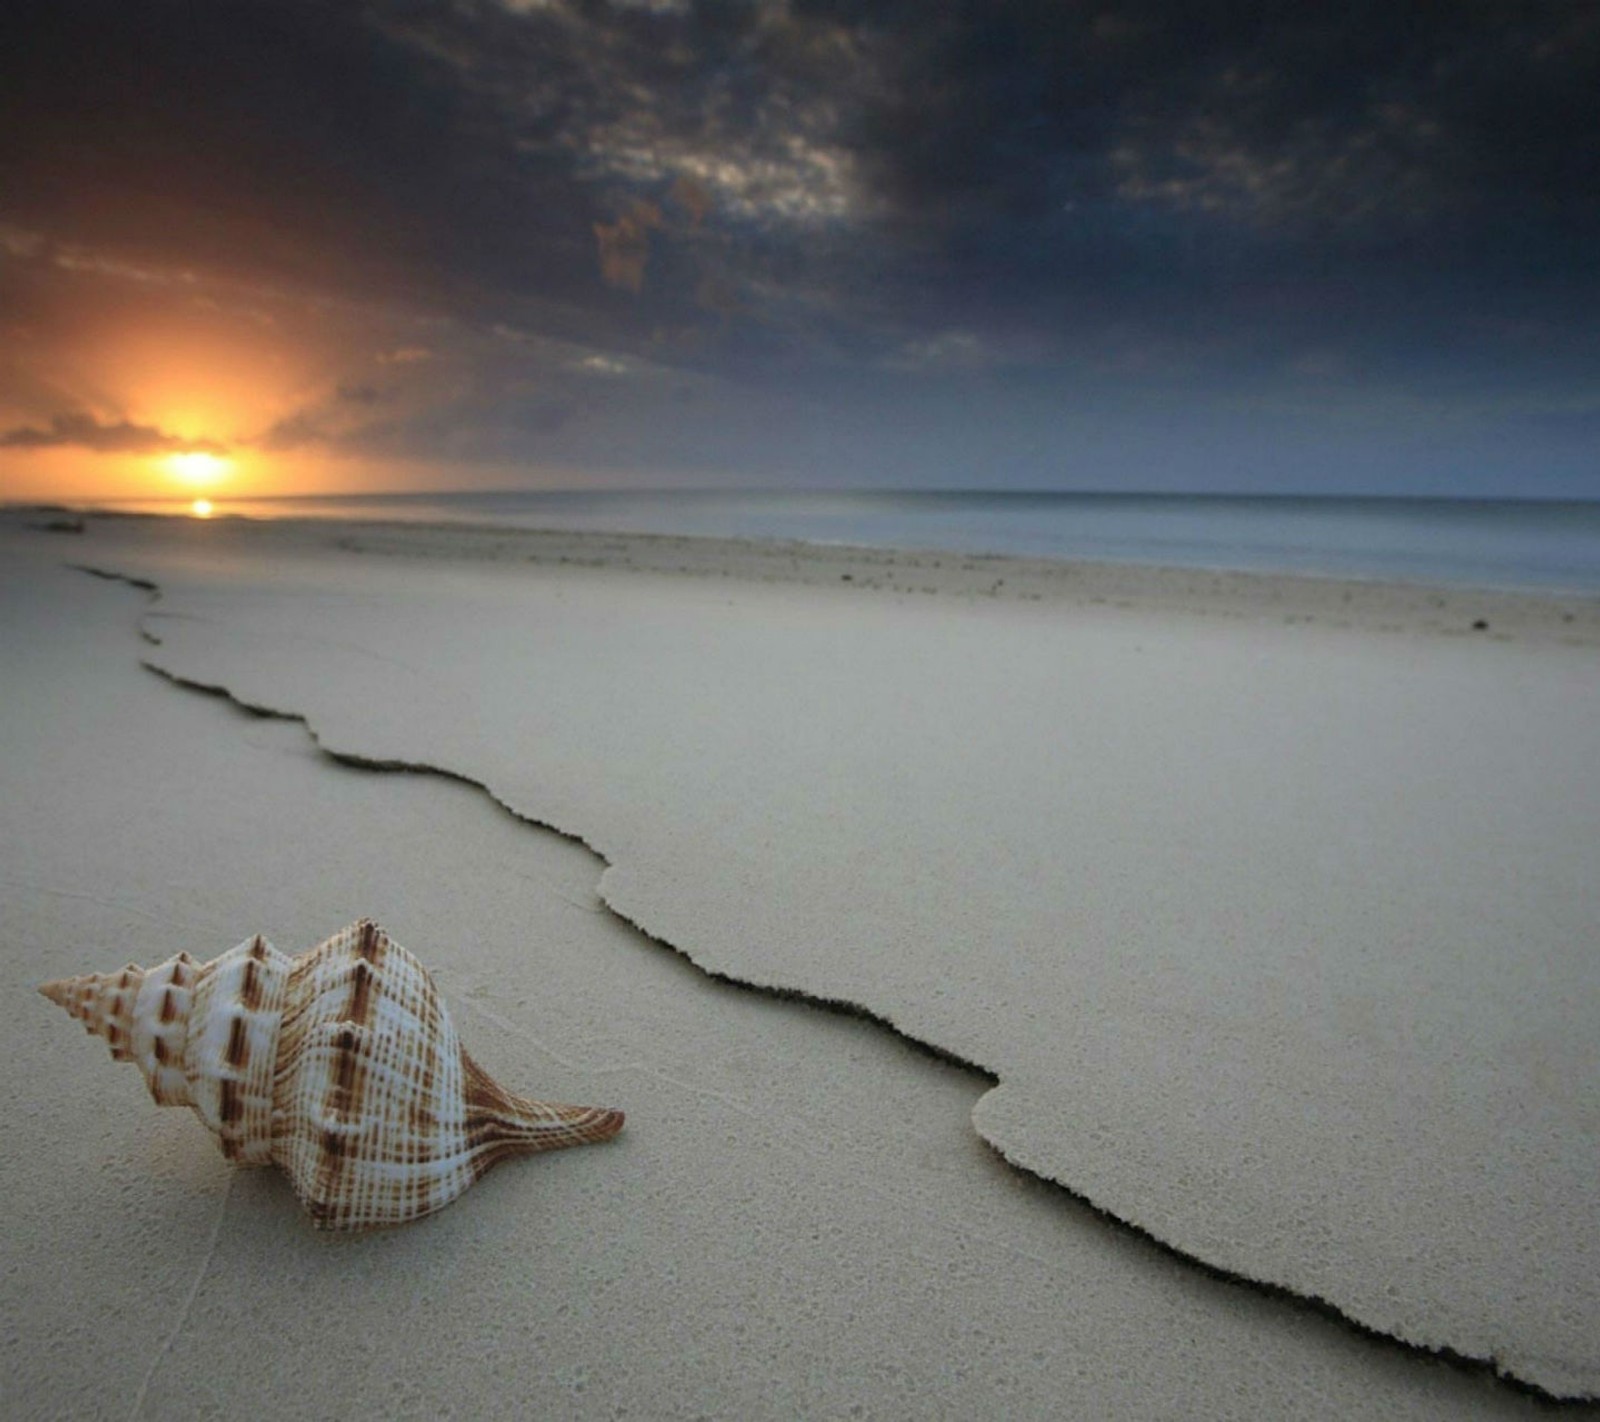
left=39, top=920, right=623, bottom=1229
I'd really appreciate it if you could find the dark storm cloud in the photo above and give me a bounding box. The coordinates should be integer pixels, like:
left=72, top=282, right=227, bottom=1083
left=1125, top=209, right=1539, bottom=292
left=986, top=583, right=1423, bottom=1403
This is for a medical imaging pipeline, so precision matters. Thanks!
left=835, top=3, right=1600, bottom=354
left=866, top=4, right=1599, bottom=232
left=0, top=412, right=227, bottom=455
left=0, top=0, right=881, bottom=363
left=6, top=2, right=1596, bottom=332
left=2, top=1, right=1597, bottom=489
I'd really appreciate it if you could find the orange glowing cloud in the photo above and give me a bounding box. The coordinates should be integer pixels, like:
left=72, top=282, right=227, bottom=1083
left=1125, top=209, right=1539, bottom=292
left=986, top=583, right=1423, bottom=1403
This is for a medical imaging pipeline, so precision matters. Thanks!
left=0, top=412, right=223, bottom=456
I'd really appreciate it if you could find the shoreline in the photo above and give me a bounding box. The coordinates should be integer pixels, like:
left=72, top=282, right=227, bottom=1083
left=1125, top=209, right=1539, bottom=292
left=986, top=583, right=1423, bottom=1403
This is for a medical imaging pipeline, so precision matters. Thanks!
left=20, top=505, right=1600, bottom=646
left=14, top=491, right=1600, bottom=601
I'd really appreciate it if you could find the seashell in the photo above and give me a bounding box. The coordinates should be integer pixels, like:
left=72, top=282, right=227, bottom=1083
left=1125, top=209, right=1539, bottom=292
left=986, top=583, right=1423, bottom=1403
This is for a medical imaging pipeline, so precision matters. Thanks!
left=39, top=919, right=623, bottom=1229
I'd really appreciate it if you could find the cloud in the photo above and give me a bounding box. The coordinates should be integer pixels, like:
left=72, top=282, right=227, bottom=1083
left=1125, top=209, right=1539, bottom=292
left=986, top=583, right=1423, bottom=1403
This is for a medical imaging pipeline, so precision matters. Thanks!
left=884, top=330, right=991, bottom=372
left=255, top=410, right=331, bottom=453
left=0, top=223, right=46, bottom=259
left=594, top=200, right=663, bottom=293
left=258, top=390, right=578, bottom=461
left=12, top=0, right=1593, bottom=369
left=669, top=176, right=711, bottom=229
left=0, top=412, right=226, bottom=455
left=1109, top=92, right=1453, bottom=232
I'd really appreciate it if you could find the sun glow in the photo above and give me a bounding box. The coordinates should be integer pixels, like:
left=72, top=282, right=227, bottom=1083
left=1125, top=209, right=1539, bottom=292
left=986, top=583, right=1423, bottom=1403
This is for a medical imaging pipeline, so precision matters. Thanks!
left=168, top=450, right=230, bottom=488
left=190, top=498, right=214, bottom=518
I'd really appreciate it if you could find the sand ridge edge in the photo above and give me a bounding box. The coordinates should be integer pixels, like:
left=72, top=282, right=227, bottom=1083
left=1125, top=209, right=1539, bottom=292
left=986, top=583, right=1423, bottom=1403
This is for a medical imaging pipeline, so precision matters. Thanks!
left=70, top=558, right=1596, bottom=1404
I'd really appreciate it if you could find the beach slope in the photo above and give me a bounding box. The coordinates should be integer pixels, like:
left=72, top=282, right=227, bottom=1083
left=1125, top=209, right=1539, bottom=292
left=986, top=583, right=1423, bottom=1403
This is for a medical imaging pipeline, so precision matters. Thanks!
left=4, top=512, right=1597, bottom=1413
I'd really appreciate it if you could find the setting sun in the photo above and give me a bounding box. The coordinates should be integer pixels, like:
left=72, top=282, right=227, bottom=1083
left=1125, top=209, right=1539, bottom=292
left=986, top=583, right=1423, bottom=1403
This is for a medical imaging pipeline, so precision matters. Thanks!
left=190, top=498, right=214, bottom=518
left=168, top=450, right=229, bottom=488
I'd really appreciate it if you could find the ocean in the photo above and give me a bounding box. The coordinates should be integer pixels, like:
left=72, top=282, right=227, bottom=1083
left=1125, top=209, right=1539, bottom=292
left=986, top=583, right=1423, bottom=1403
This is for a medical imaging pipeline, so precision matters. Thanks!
left=70, top=490, right=1600, bottom=593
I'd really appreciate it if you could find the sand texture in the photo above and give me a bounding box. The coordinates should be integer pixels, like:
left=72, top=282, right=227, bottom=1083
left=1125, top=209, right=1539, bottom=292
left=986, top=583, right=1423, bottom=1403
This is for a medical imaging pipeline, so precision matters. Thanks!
left=3, top=513, right=1596, bottom=1416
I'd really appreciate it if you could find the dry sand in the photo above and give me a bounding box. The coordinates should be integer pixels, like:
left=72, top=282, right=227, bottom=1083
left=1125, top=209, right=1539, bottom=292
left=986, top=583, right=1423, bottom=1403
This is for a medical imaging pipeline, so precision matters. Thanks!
left=2, top=511, right=1596, bottom=1418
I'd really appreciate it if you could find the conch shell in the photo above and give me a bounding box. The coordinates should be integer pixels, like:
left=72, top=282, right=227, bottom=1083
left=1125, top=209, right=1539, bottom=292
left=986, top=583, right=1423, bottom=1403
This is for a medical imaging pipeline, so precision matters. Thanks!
left=39, top=920, right=623, bottom=1229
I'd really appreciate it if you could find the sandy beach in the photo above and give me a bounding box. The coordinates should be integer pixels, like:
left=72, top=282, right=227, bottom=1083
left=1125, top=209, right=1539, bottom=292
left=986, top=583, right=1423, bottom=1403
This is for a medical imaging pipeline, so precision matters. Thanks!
left=3, top=509, right=1597, bottom=1419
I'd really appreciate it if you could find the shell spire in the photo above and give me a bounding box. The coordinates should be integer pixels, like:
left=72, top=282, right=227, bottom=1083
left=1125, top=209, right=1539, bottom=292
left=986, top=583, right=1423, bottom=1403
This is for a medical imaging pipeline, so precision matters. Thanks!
left=41, top=951, right=203, bottom=1105
left=39, top=921, right=624, bottom=1229
left=39, top=963, right=148, bottom=1063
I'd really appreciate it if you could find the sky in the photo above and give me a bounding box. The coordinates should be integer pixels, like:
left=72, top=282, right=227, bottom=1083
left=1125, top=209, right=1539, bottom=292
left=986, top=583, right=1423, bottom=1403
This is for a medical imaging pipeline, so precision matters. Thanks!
left=2, top=0, right=1598, bottom=504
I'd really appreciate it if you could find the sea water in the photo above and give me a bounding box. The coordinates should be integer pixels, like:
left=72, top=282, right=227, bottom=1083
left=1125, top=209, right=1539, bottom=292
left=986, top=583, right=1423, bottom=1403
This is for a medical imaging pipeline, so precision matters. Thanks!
left=65, top=490, right=1600, bottom=592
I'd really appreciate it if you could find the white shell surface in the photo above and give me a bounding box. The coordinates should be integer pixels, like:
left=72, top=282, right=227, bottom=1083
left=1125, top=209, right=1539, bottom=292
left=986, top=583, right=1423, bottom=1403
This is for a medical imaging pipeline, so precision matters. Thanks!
left=41, top=920, right=623, bottom=1228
